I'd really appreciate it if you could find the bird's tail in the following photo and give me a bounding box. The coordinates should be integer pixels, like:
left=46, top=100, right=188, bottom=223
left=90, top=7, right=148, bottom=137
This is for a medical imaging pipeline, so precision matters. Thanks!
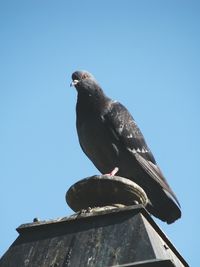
left=146, top=187, right=181, bottom=224
left=134, top=153, right=181, bottom=223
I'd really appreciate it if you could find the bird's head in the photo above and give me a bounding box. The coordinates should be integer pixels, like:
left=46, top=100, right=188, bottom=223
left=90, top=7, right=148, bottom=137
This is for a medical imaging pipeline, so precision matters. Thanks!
left=70, top=70, right=104, bottom=99
left=70, top=71, right=95, bottom=87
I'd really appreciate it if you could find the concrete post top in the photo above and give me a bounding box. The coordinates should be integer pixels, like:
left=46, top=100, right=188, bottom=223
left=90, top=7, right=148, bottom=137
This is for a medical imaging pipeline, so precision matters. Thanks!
left=66, top=174, right=148, bottom=212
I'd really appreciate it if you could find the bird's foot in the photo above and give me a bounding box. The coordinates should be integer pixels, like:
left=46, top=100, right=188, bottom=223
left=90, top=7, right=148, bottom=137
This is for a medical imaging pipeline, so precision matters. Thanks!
left=80, top=207, right=92, bottom=214
left=105, top=167, right=119, bottom=176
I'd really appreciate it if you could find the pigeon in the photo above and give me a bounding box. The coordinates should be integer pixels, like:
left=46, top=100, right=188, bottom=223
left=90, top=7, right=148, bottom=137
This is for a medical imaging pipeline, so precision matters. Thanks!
left=70, top=70, right=181, bottom=224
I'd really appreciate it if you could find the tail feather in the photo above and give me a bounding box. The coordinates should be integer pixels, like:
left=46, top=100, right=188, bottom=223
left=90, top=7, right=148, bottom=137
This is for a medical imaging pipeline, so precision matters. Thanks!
left=147, top=188, right=181, bottom=224
left=134, top=152, right=181, bottom=223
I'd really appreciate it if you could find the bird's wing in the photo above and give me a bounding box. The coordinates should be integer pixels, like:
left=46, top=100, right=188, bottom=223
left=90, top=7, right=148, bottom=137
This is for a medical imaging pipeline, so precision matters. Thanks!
left=103, top=101, right=156, bottom=163
left=102, top=101, right=179, bottom=205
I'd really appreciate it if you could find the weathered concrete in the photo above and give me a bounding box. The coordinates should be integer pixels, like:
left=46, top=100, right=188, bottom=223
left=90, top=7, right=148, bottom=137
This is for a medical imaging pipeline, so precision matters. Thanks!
left=0, top=205, right=188, bottom=267
left=66, top=175, right=148, bottom=212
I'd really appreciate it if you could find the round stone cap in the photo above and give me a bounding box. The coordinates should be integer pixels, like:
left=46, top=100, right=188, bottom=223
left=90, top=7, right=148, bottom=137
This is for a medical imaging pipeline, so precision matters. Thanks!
left=66, top=175, right=148, bottom=212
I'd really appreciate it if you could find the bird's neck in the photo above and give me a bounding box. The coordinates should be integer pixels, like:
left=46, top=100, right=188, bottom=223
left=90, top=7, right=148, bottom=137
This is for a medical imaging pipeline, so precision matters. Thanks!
left=76, top=90, right=109, bottom=115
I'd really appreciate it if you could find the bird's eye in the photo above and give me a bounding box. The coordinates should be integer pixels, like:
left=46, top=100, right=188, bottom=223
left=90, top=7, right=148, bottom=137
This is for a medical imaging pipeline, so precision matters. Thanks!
left=81, top=74, right=89, bottom=80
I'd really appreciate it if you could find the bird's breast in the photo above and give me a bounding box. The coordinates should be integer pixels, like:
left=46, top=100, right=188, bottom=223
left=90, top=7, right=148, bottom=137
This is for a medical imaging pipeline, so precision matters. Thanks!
left=76, top=112, right=119, bottom=173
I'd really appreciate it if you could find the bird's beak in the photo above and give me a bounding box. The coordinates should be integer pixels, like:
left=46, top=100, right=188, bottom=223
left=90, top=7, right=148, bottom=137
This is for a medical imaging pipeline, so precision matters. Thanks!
left=70, top=79, right=79, bottom=87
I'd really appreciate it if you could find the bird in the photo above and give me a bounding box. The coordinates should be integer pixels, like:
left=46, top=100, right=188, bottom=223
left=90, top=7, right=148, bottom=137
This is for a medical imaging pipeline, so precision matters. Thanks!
left=70, top=70, right=181, bottom=224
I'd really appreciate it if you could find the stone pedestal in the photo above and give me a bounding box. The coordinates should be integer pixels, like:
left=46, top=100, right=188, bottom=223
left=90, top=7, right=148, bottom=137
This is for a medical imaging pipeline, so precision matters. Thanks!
left=0, top=175, right=188, bottom=267
left=0, top=205, right=188, bottom=267
left=66, top=175, right=148, bottom=212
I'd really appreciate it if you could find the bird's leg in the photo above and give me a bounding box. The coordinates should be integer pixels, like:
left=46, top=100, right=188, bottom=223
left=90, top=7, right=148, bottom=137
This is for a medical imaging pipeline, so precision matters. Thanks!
left=105, top=167, right=119, bottom=176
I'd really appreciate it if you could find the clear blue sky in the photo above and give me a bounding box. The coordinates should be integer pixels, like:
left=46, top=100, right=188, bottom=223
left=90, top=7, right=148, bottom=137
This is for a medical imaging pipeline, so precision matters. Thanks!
left=1, top=1, right=199, bottom=266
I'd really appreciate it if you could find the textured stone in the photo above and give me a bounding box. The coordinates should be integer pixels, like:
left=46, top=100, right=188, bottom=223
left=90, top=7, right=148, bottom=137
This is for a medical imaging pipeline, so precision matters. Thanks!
left=66, top=175, right=148, bottom=212
left=0, top=205, right=188, bottom=267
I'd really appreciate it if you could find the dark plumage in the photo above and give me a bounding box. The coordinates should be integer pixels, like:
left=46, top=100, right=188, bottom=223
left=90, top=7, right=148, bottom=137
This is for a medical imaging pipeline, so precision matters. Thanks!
left=71, top=70, right=181, bottom=224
